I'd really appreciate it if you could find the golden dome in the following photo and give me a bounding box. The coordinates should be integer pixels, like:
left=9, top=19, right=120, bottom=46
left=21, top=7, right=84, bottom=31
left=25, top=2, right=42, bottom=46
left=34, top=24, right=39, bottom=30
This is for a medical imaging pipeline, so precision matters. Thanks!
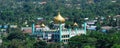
left=54, top=12, right=65, bottom=23
left=73, top=22, right=78, bottom=26
left=41, top=23, right=45, bottom=27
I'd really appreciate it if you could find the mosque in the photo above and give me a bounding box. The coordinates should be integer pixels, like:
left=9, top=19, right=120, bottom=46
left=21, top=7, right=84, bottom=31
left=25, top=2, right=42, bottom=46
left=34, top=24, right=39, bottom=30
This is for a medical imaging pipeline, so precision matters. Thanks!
left=32, top=12, right=87, bottom=43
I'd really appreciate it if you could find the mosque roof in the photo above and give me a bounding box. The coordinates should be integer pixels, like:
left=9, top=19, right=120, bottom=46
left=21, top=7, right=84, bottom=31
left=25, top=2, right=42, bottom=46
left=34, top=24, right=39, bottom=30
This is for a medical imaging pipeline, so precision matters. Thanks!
left=54, top=12, right=65, bottom=23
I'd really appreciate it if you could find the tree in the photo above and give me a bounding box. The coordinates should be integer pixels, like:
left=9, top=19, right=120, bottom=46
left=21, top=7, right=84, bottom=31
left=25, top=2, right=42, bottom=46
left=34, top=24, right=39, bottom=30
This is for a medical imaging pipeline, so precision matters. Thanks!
left=33, top=41, right=47, bottom=48
left=7, top=32, right=25, bottom=40
left=8, top=39, right=24, bottom=48
left=69, top=31, right=120, bottom=48
left=111, top=44, right=120, bottom=48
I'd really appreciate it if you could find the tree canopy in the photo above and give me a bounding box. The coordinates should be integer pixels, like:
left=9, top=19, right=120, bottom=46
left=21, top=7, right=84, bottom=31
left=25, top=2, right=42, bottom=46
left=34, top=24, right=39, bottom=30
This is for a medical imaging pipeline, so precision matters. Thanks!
left=69, top=30, right=120, bottom=48
left=0, top=0, right=120, bottom=25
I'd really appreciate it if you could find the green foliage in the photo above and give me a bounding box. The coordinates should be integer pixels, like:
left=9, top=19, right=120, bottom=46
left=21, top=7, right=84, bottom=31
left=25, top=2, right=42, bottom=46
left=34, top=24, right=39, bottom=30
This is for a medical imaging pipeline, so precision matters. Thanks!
left=7, top=39, right=24, bottom=48
left=0, top=0, right=119, bottom=25
left=83, top=45, right=95, bottom=48
left=7, top=32, right=25, bottom=40
left=46, top=43, right=61, bottom=48
left=111, top=44, right=120, bottom=48
left=1, top=29, right=36, bottom=48
left=0, top=0, right=120, bottom=48
left=69, top=31, right=120, bottom=48
left=33, top=41, right=47, bottom=48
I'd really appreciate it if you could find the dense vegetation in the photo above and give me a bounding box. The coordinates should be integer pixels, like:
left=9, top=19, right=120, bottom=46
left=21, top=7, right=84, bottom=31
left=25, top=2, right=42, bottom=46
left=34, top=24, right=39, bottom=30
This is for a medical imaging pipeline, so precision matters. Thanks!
left=0, top=0, right=120, bottom=48
left=1, top=29, right=120, bottom=48
left=0, top=28, right=61, bottom=48
left=69, top=30, right=120, bottom=48
left=0, top=0, right=120, bottom=26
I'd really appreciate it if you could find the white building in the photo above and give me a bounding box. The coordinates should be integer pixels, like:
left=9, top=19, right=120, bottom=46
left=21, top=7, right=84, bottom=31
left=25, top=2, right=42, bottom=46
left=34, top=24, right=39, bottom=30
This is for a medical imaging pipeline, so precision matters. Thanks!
left=32, top=12, right=87, bottom=43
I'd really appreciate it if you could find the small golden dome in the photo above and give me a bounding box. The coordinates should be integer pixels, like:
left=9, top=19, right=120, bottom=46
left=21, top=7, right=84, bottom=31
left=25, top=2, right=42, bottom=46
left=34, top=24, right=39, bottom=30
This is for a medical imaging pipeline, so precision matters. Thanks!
left=73, top=22, right=78, bottom=26
left=54, top=12, right=65, bottom=23
left=41, top=23, right=45, bottom=27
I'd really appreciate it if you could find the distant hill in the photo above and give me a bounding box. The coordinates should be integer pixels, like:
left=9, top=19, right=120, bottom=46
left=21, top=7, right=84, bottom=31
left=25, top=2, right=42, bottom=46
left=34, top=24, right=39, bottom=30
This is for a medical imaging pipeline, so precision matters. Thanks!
left=0, top=0, right=119, bottom=25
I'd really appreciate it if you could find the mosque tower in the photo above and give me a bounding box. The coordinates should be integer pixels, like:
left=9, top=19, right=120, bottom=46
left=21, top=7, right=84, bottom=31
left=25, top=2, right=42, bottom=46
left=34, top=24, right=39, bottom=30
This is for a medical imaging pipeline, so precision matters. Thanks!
left=53, top=12, right=66, bottom=29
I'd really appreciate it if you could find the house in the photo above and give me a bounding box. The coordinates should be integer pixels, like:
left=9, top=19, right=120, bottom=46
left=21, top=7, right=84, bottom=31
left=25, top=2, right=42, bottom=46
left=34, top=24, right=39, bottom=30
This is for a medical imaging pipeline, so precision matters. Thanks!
left=10, top=25, right=17, bottom=28
left=101, top=26, right=113, bottom=32
left=21, top=27, right=32, bottom=34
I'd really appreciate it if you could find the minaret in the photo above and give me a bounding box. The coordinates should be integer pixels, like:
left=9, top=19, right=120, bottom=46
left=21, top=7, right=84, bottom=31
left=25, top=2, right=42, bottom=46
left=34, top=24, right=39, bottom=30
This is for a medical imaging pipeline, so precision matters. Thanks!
left=84, top=22, right=87, bottom=34
left=32, top=23, right=35, bottom=34
left=73, top=22, right=78, bottom=35
left=53, top=12, right=66, bottom=42
left=73, top=22, right=78, bottom=27
left=41, top=23, right=45, bottom=28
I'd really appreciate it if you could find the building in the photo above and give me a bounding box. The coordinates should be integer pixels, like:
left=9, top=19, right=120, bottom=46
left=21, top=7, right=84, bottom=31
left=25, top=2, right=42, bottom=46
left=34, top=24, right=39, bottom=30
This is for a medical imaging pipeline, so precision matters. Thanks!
left=21, top=27, right=32, bottom=34
left=114, top=15, right=120, bottom=27
left=31, top=12, right=87, bottom=43
left=86, top=20, right=97, bottom=30
left=101, top=26, right=113, bottom=32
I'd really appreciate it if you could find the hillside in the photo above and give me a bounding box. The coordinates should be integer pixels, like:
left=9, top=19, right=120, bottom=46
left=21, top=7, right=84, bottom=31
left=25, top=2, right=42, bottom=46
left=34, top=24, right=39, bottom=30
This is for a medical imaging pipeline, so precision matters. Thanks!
left=0, top=0, right=119, bottom=25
